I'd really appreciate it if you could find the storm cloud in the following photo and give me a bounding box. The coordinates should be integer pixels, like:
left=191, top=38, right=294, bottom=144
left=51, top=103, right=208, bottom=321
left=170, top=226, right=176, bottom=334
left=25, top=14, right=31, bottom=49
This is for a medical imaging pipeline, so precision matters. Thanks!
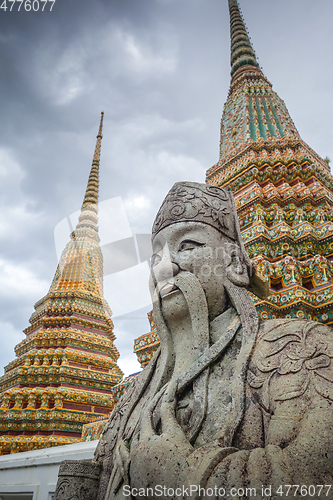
left=0, top=0, right=332, bottom=376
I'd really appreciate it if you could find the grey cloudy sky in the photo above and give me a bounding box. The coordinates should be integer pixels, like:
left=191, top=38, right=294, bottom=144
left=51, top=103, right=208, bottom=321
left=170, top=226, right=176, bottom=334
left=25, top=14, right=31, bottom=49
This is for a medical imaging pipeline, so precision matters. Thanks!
left=0, top=0, right=332, bottom=377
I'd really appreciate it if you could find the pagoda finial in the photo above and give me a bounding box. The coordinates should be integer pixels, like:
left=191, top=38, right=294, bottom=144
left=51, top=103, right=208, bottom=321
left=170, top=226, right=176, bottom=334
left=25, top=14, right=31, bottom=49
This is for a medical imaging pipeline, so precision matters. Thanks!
left=81, top=111, right=104, bottom=211
left=73, top=113, right=104, bottom=240
left=228, top=0, right=260, bottom=81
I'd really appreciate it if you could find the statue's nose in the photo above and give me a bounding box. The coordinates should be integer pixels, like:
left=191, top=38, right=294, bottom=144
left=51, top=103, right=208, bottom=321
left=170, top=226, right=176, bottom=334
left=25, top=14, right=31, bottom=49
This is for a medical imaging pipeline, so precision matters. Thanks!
left=171, top=262, right=180, bottom=276
left=154, top=257, right=180, bottom=282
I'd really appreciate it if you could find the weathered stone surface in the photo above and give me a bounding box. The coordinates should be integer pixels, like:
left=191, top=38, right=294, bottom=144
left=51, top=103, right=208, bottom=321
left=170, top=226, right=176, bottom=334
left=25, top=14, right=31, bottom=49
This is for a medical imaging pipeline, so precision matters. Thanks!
left=55, top=460, right=100, bottom=500
left=55, top=182, right=333, bottom=499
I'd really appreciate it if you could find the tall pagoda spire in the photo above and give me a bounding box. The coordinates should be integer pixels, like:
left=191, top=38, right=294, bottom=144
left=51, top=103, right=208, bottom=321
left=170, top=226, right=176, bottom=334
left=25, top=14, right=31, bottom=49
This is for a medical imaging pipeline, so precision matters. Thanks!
left=228, top=0, right=260, bottom=80
left=205, top=0, right=333, bottom=327
left=0, top=114, right=125, bottom=455
left=81, top=111, right=103, bottom=212
left=212, top=0, right=301, bottom=163
left=50, top=113, right=105, bottom=296
left=133, top=0, right=333, bottom=370
left=75, top=111, right=103, bottom=240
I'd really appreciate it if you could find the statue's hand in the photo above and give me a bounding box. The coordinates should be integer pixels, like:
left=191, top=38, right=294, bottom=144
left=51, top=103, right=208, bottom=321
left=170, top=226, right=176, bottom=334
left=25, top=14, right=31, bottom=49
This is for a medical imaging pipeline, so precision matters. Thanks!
left=129, top=380, right=193, bottom=495
left=146, top=379, right=192, bottom=447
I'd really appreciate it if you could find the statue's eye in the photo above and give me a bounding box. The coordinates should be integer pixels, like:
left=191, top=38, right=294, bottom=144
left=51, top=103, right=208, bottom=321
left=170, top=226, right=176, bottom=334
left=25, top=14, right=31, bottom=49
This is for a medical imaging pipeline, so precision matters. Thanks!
left=151, top=253, right=162, bottom=267
left=179, top=240, right=204, bottom=252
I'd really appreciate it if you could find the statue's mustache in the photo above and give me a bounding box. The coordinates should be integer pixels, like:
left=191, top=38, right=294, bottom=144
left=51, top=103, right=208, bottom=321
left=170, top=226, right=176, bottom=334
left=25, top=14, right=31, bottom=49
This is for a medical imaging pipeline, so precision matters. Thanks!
left=153, top=271, right=210, bottom=352
left=151, top=270, right=205, bottom=302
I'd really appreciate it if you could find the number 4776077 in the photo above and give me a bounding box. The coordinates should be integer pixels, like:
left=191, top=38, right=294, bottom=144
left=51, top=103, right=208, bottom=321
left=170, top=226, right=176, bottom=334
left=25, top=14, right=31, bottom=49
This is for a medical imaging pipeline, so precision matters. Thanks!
left=0, top=0, right=56, bottom=12
left=276, top=485, right=332, bottom=497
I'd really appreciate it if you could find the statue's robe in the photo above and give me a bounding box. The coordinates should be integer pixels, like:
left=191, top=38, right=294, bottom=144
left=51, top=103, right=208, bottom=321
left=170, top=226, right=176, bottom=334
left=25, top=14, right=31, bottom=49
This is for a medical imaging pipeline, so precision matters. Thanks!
left=93, top=310, right=333, bottom=499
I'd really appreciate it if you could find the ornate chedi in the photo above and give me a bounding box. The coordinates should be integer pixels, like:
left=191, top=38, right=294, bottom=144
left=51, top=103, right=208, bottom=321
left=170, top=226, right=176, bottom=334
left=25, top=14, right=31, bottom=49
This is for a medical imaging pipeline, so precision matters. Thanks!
left=134, top=312, right=159, bottom=368
left=206, top=0, right=333, bottom=326
left=0, top=113, right=124, bottom=454
left=133, top=0, right=333, bottom=367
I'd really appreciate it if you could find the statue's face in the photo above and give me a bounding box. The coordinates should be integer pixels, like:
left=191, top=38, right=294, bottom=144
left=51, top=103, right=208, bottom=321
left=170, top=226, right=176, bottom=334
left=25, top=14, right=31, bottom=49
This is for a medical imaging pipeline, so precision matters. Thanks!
left=151, top=221, right=229, bottom=321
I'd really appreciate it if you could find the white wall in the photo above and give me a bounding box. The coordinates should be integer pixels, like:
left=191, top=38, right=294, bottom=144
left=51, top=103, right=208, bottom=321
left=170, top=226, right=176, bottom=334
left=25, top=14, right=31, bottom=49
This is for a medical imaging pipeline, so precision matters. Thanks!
left=0, top=440, right=98, bottom=500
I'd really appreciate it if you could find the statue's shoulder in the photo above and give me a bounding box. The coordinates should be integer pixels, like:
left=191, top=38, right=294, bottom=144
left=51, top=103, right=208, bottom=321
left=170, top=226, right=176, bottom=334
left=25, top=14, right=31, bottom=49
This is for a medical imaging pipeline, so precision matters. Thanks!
left=248, top=318, right=333, bottom=404
left=256, top=318, right=333, bottom=345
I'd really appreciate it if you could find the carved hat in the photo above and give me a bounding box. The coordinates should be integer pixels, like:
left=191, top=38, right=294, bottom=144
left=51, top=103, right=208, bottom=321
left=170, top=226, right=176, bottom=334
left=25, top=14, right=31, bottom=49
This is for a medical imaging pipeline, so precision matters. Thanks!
left=153, top=181, right=238, bottom=240
left=152, top=181, right=268, bottom=299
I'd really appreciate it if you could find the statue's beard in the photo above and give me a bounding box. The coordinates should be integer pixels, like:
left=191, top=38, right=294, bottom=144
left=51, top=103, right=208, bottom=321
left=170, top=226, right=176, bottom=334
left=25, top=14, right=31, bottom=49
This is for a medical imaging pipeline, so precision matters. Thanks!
left=149, top=271, right=211, bottom=424
left=160, top=286, right=189, bottom=329
left=151, top=271, right=211, bottom=360
left=149, top=271, right=211, bottom=443
left=149, top=268, right=259, bottom=446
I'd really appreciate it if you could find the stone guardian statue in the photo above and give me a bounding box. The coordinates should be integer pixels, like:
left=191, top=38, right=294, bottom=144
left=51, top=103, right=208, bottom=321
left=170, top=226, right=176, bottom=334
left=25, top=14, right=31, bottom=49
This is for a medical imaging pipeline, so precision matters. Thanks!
left=55, top=182, right=333, bottom=500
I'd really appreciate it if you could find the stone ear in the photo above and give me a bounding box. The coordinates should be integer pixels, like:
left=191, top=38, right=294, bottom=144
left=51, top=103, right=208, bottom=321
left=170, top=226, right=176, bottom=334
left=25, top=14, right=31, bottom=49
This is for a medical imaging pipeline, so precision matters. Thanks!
left=224, top=244, right=250, bottom=287
left=226, top=262, right=250, bottom=287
